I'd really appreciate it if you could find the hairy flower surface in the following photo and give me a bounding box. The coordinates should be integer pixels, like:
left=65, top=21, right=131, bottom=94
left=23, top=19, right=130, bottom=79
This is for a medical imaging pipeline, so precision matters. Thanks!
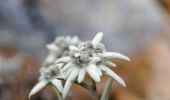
left=45, top=36, right=80, bottom=64
left=29, top=65, right=63, bottom=98
left=55, top=32, right=130, bottom=98
left=29, top=32, right=130, bottom=99
left=29, top=36, right=80, bottom=99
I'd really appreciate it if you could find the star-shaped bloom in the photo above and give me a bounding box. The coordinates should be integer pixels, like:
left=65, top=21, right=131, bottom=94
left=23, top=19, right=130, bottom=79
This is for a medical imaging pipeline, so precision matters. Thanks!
left=29, top=65, right=63, bottom=99
left=55, top=32, right=130, bottom=98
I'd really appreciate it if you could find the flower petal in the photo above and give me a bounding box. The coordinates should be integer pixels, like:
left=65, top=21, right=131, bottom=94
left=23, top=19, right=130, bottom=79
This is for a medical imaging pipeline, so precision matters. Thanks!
left=92, top=32, right=103, bottom=47
left=29, top=80, right=48, bottom=98
left=45, top=55, right=56, bottom=63
left=100, top=65, right=126, bottom=87
left=69, top=45, right=79, bottom=51
left=51, top=79, right=63, bottom=93
left=58, top=63, right=65, bottom=69
left=78, top=69, right=86, bottom=83
left=67, top=67, right=80, bottom=82
left=64, top=67, right=74, bottom=79
left=55, top=57, right=72, bottom=64
left=90, top=57, right=101, bottom=63
left=101, top=52, right=130, bottom=61
left=46, top=44, right=59, bottom=52
left=71, top=36, right=79, bottom=44
left=62, top=62, right=73, bottom=72
left=62, top=81, right=72, bottom=99
left=104, top=61, right=117, bottom=67
left=86, top=64, right=100, bottom=82
left=97, top=68, right=103, bottom=76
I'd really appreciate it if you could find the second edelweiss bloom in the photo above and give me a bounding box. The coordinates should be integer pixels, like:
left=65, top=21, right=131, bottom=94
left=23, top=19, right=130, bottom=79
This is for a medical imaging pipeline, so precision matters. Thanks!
left=45, top=36, right=80, bottom=64
left=29, top=65, right=63, bottom=98
left=55, top=32, right=130, bottom=98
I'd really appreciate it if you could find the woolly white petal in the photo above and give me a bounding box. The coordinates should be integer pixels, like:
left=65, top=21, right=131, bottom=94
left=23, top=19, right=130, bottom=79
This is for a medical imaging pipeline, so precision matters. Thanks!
left=55, top=57, right=72, bottom=64
left=29, top=80, right=48, bottom=98
left=71, top=36, right=79, bottom=44
left=86, top=64, right=100, bottom=82
left=67, top=67, right=80, bottom=82
left=90, top=57, right=101, bottom=63
left=104, top=61, right=117, bottom=67
left=69, top=45, right=79, bottom=51
left=97, top=68, right=103, bottom=76
left=100, top=65, right=126, bottom=87
left=45, top=55, right=56, bottom=63
left=101, top=52, right=130, bottom=61
left=78, top=69, right=86, bottom=83
left=57, top=67, right=74, bottom=79
left=64, top=67, right=74, bottom=79
left=46, top=44, right=59, bottom=52
left=57, top=73, right=66, bottom=79
left=62, top=62, right=73, bottom=72
left=74, top=53, right=80, bottom=58
left=62, top=81, right=72, bottom=99
left=92, top=32, right=103, bottom=47
left=51, top=79, right=63, bottom=93
left=58, top=63, right=65, bottom=69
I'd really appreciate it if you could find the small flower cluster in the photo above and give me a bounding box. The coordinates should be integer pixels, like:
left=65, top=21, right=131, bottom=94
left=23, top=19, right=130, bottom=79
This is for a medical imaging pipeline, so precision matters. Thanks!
left=44, top=36, right=80, bottom=65
left=29, top=36, right=80, bottom=98
left=29, top=65, right=63, bottom=98
left=29, top=32, right=130, bottom=99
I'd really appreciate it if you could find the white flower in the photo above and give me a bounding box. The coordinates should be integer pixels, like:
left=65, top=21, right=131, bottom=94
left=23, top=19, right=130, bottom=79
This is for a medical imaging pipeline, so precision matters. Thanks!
left=29, top=36, right=80, bottom=99
left=29, top=32, right=130, bottom=99
left=55, top=32, right=130, bottom=98
left=45, top=36, right=80, bottom=64
left=29, top=65, right=63, bottom=98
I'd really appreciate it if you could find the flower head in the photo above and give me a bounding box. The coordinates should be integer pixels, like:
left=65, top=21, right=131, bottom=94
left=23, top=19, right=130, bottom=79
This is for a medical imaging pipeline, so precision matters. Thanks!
left=45, top=36, right=80, bottom=64
left=55, top=32, right=130, bottom=98
left=29, top=32, right=130, bottom=99
left=29, top=65, right=63, bottom=99
left=29, top=36, right=81, bottom=98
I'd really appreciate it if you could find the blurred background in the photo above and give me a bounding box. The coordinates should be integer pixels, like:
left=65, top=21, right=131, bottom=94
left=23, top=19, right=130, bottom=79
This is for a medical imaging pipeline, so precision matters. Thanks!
left=0, top=0, right=170, bottom=100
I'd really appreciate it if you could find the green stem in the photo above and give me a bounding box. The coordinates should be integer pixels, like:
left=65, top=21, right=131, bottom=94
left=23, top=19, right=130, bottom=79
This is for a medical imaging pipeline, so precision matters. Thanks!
left=100, top=77, right=113, bottom=100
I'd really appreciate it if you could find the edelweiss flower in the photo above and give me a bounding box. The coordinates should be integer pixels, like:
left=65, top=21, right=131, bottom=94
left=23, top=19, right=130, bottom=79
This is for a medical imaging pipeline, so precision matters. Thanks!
left=29, top=65, right=63, bottom=98
left=45, top=36, right=80, bottom=64
left=55, top=32, right=130, bottom=98
left=29, top=36, right=80, bottom=99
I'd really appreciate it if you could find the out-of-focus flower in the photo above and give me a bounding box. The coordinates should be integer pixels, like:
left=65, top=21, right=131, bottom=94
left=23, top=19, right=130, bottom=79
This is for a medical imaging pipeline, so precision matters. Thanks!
left=29, top=36, right=81, bottom=99
left=29, top=32, right=130, bottom=99
left=55, top=32, right=130, bottom=98
left=45, top=36, right=80, bottom=65
left=29, top=65, right=63, bottom=98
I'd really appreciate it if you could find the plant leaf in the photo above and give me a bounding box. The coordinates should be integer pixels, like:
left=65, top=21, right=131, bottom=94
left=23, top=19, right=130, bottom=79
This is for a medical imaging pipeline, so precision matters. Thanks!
left=100, top=77, right=113, bottom=100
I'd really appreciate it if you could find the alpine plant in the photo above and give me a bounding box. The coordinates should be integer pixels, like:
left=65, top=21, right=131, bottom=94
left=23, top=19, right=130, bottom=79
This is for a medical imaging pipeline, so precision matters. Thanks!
left=44, top=36, right=80, bottom=65
left=55, top=32, right=130, bottom=98
left=29, top=36, right=80, bottom=98
left=29, top=32, right=130, bottom=99
left=29, top=65, right=63, bottom=99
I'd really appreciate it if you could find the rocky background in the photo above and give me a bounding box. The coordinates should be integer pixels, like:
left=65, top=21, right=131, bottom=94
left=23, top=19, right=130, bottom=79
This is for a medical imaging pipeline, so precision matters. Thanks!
left=0, top=0, right=170, bottom=100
